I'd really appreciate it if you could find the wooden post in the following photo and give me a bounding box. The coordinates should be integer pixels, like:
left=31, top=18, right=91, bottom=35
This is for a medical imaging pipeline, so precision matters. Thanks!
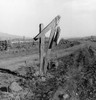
left=53, top=27, right=61, bottom=46
left=39, top=23, right=45, bottom=76
left=44, top=27, right=61, bottom=74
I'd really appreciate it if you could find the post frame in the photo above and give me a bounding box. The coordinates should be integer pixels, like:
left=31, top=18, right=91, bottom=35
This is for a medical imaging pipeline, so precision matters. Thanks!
left=34, top=15, right=61, bottom=76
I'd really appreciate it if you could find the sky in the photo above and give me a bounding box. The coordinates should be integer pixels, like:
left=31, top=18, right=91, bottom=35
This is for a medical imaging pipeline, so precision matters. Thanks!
left=0, top=0, right=96, bottom=38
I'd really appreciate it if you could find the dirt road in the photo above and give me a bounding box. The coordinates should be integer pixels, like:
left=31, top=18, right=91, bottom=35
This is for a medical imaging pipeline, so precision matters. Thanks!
left=0, top=43, right=85, bottom=71
left=0, top=54, right=39, bottom=71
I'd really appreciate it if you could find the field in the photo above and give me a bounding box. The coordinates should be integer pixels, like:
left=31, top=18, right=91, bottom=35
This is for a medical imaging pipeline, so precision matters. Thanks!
left=0, top=36, right=96, bottom=100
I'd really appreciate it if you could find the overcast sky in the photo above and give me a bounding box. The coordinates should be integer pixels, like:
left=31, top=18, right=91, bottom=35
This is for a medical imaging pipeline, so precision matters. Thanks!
left=0, top=0, right=96, bottom=38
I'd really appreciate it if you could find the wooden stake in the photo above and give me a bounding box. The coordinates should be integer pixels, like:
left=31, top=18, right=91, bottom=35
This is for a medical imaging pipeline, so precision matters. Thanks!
left=39, top=23, right=45, bottom=76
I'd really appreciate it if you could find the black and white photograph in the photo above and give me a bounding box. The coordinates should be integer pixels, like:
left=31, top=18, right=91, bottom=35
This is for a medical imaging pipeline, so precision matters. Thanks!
left=0, top=0, right=96, bottom=100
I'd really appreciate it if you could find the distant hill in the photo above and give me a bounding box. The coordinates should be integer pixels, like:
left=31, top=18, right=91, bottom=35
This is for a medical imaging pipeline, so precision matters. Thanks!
left=0, top=32, right=23, bottom=40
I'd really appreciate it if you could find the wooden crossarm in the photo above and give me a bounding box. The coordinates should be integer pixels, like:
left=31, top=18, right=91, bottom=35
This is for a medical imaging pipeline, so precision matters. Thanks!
left=34, top=15, right=61, bottom=40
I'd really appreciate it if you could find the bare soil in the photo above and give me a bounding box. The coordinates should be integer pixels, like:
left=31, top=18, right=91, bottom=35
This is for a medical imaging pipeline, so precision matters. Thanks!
left=0, top=37, right=96, bottom=100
